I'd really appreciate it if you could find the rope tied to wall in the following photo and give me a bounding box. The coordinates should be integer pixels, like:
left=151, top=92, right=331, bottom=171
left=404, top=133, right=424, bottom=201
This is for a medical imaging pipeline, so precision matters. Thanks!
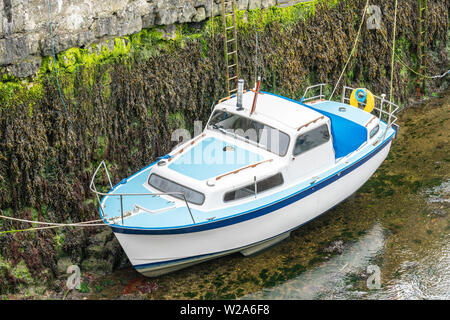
left=377, top=25, right=449, bottom=80
left=0, top=211, right=106, bottom=236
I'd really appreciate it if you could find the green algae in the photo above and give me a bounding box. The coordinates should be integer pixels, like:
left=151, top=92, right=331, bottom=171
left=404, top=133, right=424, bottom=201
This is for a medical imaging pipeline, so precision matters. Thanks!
left=0, top=257, right=34, bottom=294
left=94, top=136, right=109, bottom=160
left=0, top=0, right=325, bottom=107
left=10, top=260, right=33, bottom=284
left=0, top=0, right=445, bottom=109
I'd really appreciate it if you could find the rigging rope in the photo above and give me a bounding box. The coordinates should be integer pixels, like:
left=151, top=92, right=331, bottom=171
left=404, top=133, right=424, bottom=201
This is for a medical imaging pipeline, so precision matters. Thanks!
left=389, top=0, right=398, bottom=103
left=252, top=9, right=260, bottom=87
left=329, top=0, right=370, bottom=100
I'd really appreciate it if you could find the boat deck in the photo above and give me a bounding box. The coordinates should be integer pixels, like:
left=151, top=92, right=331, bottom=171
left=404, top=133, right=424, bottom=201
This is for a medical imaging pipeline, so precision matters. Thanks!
left=100, top=165, right=202, bottom=227
left=305, top=100, right=374, bottom=127
left=304, top=100, right=374, bottom=158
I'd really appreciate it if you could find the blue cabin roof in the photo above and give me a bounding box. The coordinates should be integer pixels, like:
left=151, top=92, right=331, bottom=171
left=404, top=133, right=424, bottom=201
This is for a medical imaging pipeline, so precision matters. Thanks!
left=305, top=101, right=370, bottom=158
left=168, top=137, right=263, bottom=180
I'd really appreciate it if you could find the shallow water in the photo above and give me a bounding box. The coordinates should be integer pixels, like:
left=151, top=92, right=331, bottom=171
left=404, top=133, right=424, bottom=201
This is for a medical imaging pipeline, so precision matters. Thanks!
left=369, top=180, right=449, bottom=300
left=243, top=179, right=450, bottom=300
left=244, top=222, right=387, bottom=300
left=240, top=95, right=450, bottom=301
left=244, top=182, right=450, bottom=300
left=372, top=234, right=450, bottom=300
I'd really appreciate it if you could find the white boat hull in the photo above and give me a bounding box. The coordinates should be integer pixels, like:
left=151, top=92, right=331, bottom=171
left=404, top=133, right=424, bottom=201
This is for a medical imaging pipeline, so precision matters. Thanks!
left=113, top=140, right=392, bottom=277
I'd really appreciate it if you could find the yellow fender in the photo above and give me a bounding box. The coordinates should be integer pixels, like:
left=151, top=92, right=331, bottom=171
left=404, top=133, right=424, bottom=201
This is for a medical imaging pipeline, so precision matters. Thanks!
left=350, top=88, right=375, bottom=113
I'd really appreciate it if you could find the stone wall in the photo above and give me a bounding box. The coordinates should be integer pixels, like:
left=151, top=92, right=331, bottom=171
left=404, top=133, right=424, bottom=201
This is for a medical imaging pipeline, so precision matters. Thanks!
left=0, top=0, right=305, bottom=77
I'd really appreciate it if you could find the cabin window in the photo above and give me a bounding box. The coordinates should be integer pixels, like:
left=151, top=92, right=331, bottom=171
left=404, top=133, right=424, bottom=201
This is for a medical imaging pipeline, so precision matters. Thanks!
left=293, top=124, right=330, bottom=156
left=223, top=173, right=284, bottom=202
left=208, top=110, right=290, bottom=156
left=148, top=174, right=205, bottom=205
left=369, top=125, right=380, bottom=139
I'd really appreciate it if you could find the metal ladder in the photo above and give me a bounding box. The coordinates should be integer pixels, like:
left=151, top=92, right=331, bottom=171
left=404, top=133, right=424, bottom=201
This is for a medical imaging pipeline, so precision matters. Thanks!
left=221, top=0, right=239, bottom=95
left=417, top=0, right=428, bottom=97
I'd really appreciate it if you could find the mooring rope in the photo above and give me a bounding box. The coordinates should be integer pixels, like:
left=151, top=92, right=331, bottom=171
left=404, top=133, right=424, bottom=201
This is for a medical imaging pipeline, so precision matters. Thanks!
left=0, top=214, right=105, bottom=227
left=0, top=213, right=106, bottom=236
left=329, top=0, right=370, bottom=100
left=329, top=0, right=447, bottom=102
left=0, top=225, right=62, bottom=235
left=378, top=25, right=449, bottom=80
left=0, top=221, right=106, bottom=236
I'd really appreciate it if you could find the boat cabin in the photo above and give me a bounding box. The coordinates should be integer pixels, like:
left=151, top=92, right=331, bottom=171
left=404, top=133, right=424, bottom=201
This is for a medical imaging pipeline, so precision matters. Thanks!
left=145, top=91, right=381, bottom=211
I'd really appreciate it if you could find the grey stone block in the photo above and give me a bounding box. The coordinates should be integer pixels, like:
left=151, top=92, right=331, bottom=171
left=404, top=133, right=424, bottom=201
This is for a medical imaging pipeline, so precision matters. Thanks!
left=0, top=0, right=282, bottom=77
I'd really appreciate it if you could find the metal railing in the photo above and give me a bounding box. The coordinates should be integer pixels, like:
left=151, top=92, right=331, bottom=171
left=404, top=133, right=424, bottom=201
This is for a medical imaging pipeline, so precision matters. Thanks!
left=340, top=86, right=400, bottom=129
left=301, top=84, right=400, bottom=129
left=90, top=161, right=196, bottom=225
left=301, top=83, right=327, bottom=102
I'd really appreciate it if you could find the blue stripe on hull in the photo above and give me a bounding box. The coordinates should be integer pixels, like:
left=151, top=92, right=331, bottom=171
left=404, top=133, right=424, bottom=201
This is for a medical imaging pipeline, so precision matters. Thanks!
left=111, top=133, right=394, bottom=235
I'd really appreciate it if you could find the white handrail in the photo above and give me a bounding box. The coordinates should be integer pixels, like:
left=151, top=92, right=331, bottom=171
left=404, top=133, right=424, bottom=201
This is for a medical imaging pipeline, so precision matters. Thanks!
left=302, top=83, right=400, bottom=149
left=340, top=86, right=400, bottom=128
left=301, top=83, right=327, bottom=102
left=90, top=161, right=196, bottom=225
left=301, top=84, right=400, bottom=129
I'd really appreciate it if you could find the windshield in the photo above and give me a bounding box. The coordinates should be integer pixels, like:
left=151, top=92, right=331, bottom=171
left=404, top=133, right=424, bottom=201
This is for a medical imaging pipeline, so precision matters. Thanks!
left=207, top=110, right=290, bottom=156
left=149, top=174, right=205, bottom=205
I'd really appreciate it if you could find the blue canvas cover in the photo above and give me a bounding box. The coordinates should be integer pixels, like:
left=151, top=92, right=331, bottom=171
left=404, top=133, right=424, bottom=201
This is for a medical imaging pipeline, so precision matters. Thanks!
left=304, top=102, right=368, bottom=159
left=318, top=109, right=368, bottom=158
